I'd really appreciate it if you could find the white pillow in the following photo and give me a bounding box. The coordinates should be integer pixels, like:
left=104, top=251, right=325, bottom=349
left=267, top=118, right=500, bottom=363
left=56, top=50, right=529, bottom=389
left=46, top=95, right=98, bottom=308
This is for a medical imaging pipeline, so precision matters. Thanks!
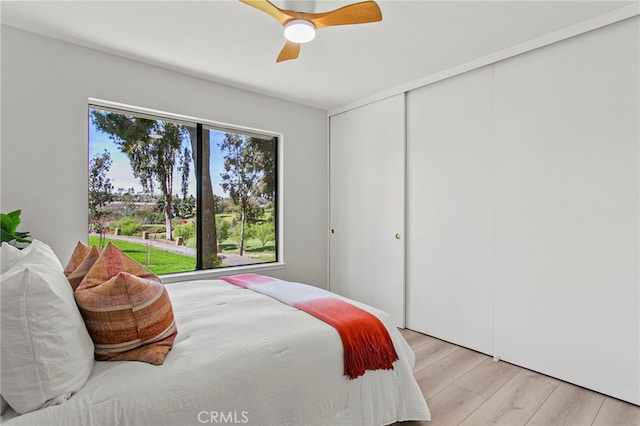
left=0, top=240, right=94, bottom=414
left=0, top=242, right=26, bottom=274
left=1, top=240, right=59, bottom=273
left=0, top=242, right=30, bottom=411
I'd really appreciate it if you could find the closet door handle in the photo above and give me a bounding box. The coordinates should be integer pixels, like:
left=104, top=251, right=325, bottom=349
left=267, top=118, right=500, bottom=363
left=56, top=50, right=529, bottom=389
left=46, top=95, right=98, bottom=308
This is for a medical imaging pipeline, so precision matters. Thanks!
left=395, top=233, right=401, bottom=240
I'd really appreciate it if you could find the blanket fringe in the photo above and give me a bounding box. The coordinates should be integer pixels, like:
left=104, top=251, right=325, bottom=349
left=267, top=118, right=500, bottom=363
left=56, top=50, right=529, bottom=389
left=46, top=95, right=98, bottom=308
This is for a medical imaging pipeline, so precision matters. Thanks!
left=342, top=322, right=399, bottom=379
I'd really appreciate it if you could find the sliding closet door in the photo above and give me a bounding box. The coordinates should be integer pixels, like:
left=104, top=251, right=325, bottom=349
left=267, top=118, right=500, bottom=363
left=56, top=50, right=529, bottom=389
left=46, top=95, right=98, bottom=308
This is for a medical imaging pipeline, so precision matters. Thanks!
left=406, top=67, right=494, bottom=355
left=492, top=18, right=639, bottom=404
left=329, top=94, right=405, bottom=327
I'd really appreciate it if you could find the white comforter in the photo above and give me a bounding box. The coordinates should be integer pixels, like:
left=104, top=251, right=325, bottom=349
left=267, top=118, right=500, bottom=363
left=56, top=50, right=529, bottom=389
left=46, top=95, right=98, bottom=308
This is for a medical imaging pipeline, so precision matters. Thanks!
left=2, top=279, right=430, bottom=425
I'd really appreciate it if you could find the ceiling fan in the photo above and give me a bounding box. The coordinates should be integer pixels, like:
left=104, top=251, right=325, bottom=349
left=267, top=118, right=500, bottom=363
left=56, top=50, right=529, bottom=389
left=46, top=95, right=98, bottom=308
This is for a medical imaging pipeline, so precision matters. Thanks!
left=239, top=0, right=382, bottom=62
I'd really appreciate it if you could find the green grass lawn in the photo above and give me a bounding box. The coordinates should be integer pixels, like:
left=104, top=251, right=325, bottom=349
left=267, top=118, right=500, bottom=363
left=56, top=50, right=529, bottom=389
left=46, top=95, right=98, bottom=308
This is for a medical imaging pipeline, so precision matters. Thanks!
left=219, top=239, right=274, bottom=252
left=88, top=236, right=196, bottom=275
left=88, top=235, right=276, bottom=275
left=219, top=239, right=276, bottom=262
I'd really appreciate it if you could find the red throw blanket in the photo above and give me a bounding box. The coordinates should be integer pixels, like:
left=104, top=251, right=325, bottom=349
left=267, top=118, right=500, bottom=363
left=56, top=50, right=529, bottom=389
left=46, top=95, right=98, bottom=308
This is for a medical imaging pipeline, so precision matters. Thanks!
left=219, top=274, right=399, bottom=379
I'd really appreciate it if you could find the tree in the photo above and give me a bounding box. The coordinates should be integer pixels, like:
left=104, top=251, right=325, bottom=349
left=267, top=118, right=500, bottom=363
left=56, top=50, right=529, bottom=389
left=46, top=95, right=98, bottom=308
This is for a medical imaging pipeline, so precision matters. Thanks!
left=250, top=136, right=277, bottom=201
left=219, top=133, right=263, bottom=256
left=174, top=222, right=195, bottom=244
left=254, top=221, right=275, bottom=249
left=186, top=128, right=217, bottom=268
left=91, top=111, right=190, bottom=241
left=88, top=149, right=115, bottom=228
left=214, top=195, right=234, bottom=214
left=179, top=146, right=191, bottom=200
left=216, top=219, right=231, bottom=244
left=173, top=195, right=196, bottom=219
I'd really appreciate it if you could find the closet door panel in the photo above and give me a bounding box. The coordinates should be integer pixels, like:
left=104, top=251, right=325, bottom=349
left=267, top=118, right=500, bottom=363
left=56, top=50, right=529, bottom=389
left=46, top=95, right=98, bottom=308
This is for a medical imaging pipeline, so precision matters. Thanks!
left=492, top=18, right=639, bottom=404
left=329, top=94, right=405, bottom=327
left=406, top=67, right=494, bottom=354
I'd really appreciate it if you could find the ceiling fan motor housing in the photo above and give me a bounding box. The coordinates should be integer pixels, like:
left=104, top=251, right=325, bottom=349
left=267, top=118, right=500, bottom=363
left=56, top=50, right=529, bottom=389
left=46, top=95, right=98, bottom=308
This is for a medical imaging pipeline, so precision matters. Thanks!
left=284, top=19, right=316, bottom=43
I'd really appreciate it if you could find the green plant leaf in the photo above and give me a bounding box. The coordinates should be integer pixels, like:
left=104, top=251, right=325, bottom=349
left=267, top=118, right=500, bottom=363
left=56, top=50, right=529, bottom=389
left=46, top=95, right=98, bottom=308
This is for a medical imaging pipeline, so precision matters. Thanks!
left=1, top=210, right=21, bottom=235
left=13, top=231, right=32, bottom=242
left=1, top=228, right=16, bottom=243
left=1, top=210, right=31, bottom=245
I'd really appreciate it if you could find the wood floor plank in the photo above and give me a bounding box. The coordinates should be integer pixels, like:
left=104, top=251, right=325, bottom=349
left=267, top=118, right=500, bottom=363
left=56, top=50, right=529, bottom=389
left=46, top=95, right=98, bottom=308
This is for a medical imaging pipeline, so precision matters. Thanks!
left=592, top=397, right=640, bottom=426
left=460, top=370, right=558, bottom=426
left=403, top=330, right=639, bottom=426
left=526, top=381, right=605, bottom=426
left=426, top=384, right=487, bottom=426
left=413, top=338, right=460, bottom=373
left=401, top=328, right=435, bottom=349
left=455, top=358, right=522, bottom=398
left=415, top=347, right=487, bottom=399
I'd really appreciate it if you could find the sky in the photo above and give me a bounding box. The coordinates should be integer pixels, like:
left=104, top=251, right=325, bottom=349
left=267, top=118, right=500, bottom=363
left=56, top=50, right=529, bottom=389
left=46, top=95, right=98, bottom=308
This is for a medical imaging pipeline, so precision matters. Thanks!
left=89, top=117, right=228, bottom=197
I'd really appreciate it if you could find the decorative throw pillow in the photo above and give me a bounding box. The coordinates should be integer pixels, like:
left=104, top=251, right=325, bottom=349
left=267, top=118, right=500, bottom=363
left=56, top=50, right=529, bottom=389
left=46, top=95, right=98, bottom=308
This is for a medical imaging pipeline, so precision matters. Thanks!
left=66, top=245, right=102, bottom=291
left=0, top=240, right=95, bottom=414
left=75, top=243, right=177, bottom=365
left=63, top=241, right=91, bottom=276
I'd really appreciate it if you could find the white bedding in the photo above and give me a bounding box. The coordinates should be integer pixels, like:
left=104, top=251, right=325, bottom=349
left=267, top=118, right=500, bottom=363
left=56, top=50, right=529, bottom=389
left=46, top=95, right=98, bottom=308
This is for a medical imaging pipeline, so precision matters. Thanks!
left=2, top=279, right=430, bottom=425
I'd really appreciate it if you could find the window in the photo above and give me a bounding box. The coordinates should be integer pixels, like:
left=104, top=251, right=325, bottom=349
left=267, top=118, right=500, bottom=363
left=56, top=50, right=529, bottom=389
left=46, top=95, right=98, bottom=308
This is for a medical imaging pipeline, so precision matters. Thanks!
left=88, top=103, right=279, bottom=275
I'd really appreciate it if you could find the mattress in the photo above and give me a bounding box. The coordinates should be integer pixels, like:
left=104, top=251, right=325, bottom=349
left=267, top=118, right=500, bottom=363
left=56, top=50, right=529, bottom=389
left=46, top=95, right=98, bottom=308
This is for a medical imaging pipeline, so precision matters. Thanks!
left=2, top=279, right=430, bottom=425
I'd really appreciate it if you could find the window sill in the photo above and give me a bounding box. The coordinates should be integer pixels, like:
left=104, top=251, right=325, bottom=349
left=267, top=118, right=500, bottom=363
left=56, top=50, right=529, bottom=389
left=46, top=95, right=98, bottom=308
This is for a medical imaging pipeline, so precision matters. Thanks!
left=160, top=262, right=286, bottom=285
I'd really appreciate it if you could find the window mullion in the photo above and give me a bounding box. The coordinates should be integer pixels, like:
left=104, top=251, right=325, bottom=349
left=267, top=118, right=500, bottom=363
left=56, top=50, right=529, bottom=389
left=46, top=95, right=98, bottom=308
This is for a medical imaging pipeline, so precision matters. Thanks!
left=196, top=123, right=203, bottom=270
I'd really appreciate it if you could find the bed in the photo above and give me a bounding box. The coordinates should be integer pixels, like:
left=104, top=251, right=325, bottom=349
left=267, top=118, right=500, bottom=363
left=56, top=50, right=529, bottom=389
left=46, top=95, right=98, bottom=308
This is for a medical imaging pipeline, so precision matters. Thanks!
left=1, top=242, right=430, bottom=426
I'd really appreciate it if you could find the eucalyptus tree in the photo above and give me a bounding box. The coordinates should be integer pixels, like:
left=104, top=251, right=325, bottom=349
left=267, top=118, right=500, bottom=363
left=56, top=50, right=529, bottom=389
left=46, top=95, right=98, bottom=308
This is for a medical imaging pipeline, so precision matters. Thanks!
left=219, top=134, right=265, bottom=256
left=88, top=149, right=115, bottom=228
left=91, top=111, right=190, bottom=242
left=185, top=128, right=218, bottom=268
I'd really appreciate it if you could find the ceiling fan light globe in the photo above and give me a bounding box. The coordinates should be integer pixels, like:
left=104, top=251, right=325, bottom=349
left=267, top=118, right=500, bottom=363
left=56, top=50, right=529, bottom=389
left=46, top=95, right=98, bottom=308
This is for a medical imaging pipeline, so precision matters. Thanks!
left=284, top=19, right=316, bottom=43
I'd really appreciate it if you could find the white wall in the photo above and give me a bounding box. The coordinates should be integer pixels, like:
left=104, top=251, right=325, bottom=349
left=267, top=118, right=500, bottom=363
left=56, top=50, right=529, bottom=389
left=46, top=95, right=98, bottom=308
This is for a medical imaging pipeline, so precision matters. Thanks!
left=0, top=26, right=328, bottom=288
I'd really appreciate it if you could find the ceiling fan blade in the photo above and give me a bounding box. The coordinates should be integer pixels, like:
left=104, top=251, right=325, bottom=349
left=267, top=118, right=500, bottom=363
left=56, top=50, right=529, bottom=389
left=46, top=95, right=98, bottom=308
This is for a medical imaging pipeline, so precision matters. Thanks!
left=276, top=41, right=300, bottom=62
left=239, top=0, right=294, bottom=25
left=308, top=1, right=382, bottom=29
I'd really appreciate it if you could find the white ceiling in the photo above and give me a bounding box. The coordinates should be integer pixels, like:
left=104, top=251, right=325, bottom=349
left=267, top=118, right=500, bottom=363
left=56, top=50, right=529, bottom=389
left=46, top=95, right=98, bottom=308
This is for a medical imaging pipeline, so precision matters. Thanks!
left=0, top=0, right=633, bottom=110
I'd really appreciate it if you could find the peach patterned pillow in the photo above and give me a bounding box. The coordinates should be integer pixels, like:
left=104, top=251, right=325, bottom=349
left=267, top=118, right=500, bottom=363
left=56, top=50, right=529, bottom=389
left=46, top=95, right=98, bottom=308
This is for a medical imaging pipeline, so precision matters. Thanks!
left=75, top=243, right=177, bottom=365
left=67, top=245, right=102, bottom=291
left=63, top=241, right=91, bottom=276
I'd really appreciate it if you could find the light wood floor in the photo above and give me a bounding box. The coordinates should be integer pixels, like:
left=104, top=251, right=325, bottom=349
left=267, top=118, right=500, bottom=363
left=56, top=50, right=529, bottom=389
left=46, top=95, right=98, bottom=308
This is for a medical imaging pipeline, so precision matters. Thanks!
left=399, top=329, right=640, bottom=426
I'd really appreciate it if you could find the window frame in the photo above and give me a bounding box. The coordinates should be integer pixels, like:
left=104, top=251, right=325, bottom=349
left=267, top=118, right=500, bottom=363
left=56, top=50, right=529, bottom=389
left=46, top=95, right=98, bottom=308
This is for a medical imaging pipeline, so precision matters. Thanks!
left=88, top=98, right=285, bottom=282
